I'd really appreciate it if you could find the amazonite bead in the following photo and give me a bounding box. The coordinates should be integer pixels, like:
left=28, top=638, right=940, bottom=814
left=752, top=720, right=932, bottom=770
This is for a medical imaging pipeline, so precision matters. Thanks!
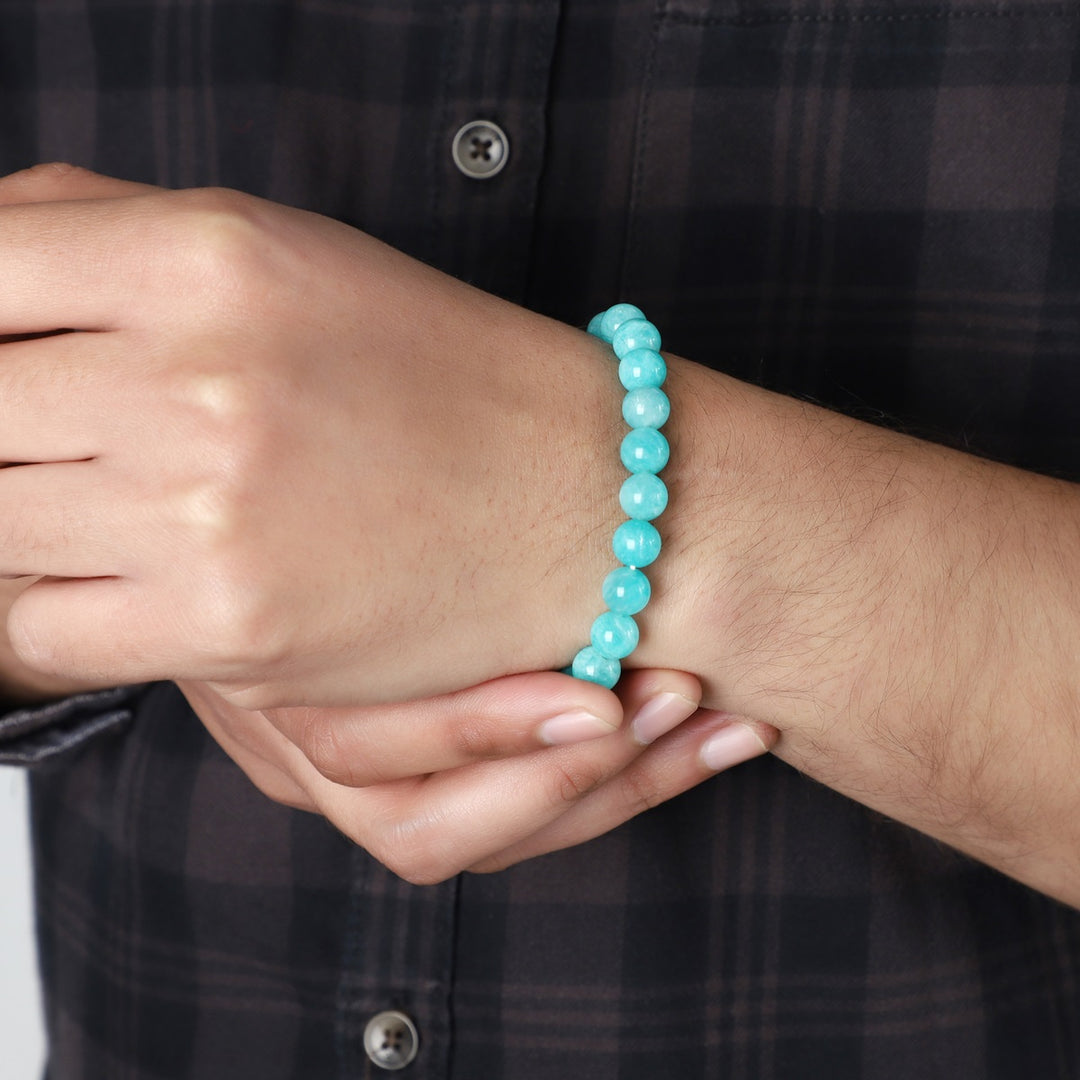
left=591, top=611, right=640, bottom=660
left=573, top=304, right=670, bottom=689
left=619, top=473, right=668, bottom=521
left=571, top=646, right=621, bottom=688
left=618, top=347, right=667, bottom=390
left=613, top=519, right=662, bottom=567
left=611, top=318, right=661, bottom=359
left=620, top=427, right=670, bottom=474
left=598, top=303, right=645, bottom=343
left=602, top=566, right=651, bottom=615
left=623, top=386, right=671, bottom=429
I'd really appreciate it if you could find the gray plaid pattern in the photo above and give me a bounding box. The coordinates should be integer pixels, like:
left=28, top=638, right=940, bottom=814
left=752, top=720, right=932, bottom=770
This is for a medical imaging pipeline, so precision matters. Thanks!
left=1, top=0, right=1079, bottom=1076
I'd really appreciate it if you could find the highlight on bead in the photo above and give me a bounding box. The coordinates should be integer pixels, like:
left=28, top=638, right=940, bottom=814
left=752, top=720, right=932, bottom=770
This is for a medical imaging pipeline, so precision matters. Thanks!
left=621, top=428, right=669, bottom=474
left=570, top=304, right=669, bottom=688
left=602, top=566, right=651, bottom=615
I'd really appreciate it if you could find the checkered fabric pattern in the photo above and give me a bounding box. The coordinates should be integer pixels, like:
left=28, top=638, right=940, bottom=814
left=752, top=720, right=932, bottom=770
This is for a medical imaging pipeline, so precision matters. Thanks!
left=0, top=1, right=1079, bottom=1077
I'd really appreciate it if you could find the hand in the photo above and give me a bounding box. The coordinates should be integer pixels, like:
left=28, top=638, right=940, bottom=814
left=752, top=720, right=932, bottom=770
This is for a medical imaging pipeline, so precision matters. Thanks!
left=0, top=165, right=627, bottom=708
left=180, top=670, right=776, bottom=882
left=0, top=576, right=109, bottom=704
left=0, top=166, right=780, bottom=877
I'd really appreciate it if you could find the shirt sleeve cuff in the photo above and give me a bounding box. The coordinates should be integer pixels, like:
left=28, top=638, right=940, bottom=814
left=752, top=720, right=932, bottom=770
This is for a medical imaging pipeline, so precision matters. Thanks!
left=0, top=686, right=147, bottom=766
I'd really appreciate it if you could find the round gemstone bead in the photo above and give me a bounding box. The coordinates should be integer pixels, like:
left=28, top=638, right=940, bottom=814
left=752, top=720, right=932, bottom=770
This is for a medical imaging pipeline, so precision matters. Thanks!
left=573, top=305, right=670, bottom=689
left=623, top=386, right=671, bottom=429
left=586, top=311, right=606, bottom=337
left=620, top=427, right=670, bottom=474
left=611, top=318, right=661, bottom=359
left=571, top=646, right=621, bottom=688
left=619, top=473, right=668, bottom=521
left=602, top=566, right=651, bottom=615
left=598, top=303, right=645, bottom=343
left=618, top=348, right=667, bottom=390
left=590, top=611, right=640, bottom=660
left=613, top=519, right=662, bottom=567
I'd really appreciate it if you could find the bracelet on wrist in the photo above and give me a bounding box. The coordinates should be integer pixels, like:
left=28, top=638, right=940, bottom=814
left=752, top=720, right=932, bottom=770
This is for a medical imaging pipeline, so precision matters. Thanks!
left=569, top=304, right=669, bottom=689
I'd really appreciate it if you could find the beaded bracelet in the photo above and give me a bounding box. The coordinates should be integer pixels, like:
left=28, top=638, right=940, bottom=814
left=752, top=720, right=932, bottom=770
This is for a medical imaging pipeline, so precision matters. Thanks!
left=570, top=304, right=670, bottom=689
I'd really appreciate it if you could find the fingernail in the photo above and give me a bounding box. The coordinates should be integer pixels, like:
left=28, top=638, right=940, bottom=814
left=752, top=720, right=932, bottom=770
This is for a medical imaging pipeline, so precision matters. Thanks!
left=631, top=692, right=697, bottom=745
left=538, top=710, right=617, bottom=746
left=699, top=723, right=769, bottom=771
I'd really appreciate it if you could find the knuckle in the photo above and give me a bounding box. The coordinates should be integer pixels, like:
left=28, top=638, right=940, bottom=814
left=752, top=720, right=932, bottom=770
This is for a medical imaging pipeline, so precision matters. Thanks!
left=5, top=585, right=78, bottom=677
left=167, top=453, right=263, bottom=564
left=162, top=488, right=289, bottom=679
left=165, top=187, right=281, bottom=311
left=158, top=358, right=290, bottom=518
left=6, top=599, right=52, bottom=670
left=300, top=718, right=345, bottom=782
left=393, top=860, right=455, bottom=887
left=19, top=161, right=87, bottom=186
left=165, top=375, right=280, bottom=522
left=295, top=713, right=369, bottom=787
left=548, top=757, right=606, bottom=806
left=164, top=358, right=282, bottom=474
left=170, top=364, right=264, bottom=431
left=370, top=830, right=457, bottom=886
left=616, top=768, right=668, bottom=819
left=188, top=575, right=286, bottom=676
left=172, top=476, right=244, bottom=552
left=449, top=715, right=512, bottom=762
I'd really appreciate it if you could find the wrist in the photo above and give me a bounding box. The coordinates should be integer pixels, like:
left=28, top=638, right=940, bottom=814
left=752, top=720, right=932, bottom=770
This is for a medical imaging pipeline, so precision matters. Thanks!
left=626, top=359, right=907, bottom=719
left=624, top=355, right=736, bottom=688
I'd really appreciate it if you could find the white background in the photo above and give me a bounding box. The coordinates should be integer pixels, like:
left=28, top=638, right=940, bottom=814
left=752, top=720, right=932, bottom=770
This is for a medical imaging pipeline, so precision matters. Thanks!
left=0, top=767, right=47, bottom=1080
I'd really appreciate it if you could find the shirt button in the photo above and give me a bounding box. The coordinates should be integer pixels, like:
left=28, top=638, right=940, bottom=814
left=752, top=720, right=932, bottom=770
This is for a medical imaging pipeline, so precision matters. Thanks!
left=363, top=1010, right=420, bottom=1071
left=451, top=120, right=510, bottom=179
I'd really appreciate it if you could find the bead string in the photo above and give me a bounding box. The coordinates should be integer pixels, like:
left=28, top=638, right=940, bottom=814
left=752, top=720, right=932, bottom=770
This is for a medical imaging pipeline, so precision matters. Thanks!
left=570, top=304, right=669, bottom=688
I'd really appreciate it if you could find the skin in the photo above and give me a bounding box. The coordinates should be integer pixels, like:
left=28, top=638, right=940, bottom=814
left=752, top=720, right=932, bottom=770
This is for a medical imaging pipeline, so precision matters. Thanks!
left=0, top=165, right=774, bottom=882
left=2, top=165, right=1079, bottom=902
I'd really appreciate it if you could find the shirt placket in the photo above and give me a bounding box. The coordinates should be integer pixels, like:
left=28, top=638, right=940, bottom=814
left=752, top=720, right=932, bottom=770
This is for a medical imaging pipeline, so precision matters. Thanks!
left=334, top=6, right=563, bottom=1072
left=335, top=850, right=458, bottom=1078
left=428, top=0, right=563, bottom=303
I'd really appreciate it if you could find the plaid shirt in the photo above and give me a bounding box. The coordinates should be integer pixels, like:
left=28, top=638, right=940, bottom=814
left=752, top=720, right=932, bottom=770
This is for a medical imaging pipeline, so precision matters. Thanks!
left=1, top=1, right=1080, bottom=1076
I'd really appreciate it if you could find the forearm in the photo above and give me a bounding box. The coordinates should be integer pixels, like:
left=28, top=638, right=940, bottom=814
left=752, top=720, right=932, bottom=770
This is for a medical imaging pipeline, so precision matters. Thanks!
left=644, top=357, right=1080, bottom=903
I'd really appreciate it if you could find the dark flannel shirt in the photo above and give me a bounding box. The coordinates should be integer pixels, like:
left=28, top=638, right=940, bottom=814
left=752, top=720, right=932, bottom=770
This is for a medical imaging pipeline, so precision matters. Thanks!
left=1, top=1, right=1080, bottom=1077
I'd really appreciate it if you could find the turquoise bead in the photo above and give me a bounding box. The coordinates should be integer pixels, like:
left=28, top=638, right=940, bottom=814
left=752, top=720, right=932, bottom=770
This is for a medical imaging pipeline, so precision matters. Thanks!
left=571, top=646, right=621, bottom=688
left=618, top=347, right=667, bottom=390
left=619, top=473, right=668, bottom=521
left=590, top=611, right=639, bottom=660
left=602, top=566, right=651, bottom=615
left=620, top=427, right=670, bottom=474
left=573, top=305, right=669, bottom=688
left=623, top=386, right=671, bottom=429
left=613, top=519, right=662, bottom=567
left=598, top=303, right=645, bottom=343
left=611, top=318, right=661, bottom=359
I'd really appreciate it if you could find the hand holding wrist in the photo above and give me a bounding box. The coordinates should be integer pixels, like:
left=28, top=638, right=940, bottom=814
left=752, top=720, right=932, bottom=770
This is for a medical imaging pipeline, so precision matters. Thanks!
left=0, top=166, right=634, bottom=706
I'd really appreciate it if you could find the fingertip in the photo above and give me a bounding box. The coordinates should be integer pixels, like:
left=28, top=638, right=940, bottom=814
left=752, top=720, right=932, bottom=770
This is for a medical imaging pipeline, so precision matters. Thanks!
left=618, top=667, right=702, bottom=704
left=459, top=669, right=624, bottom=730
left=615, top=669, right=703, bottom=745
left=629, top=691, right=699, bottom=745
left=698, top=716, right=777, bottom=772
left=537, top=709, right=620, bottom=746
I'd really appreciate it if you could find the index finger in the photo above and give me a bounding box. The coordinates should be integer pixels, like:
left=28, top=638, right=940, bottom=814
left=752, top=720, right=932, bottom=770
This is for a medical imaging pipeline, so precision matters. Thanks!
left=259, top=671, right=637, bottom=787
left=0, top=162, right=159, bottom=204
left=0, top=168, right=179, bottom=334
